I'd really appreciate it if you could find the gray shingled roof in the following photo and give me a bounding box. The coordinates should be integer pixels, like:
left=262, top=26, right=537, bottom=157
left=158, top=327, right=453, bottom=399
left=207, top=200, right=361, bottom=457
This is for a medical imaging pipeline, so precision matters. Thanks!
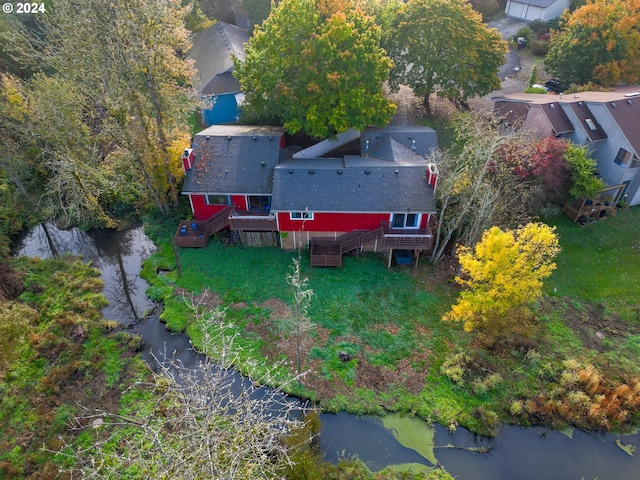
left=271, top=139, right=436, bottom=213
left=188, top=22, right=249, bottom=96
left=182, top=125, right=285, bottom=195
left=361, top=126, right=438, bottom=158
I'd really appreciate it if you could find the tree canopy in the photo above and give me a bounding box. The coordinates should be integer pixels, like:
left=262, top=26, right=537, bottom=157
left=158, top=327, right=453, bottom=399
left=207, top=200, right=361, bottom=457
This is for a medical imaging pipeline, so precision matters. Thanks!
left=443, top=223, right=560, bottom=342
left=383, top=0, right=507, bottom=115
left=544, top=0, right=640, bottom=86
left=4, top=0, right=197, bottom=227
left=234, top=0, right=395, bottom=139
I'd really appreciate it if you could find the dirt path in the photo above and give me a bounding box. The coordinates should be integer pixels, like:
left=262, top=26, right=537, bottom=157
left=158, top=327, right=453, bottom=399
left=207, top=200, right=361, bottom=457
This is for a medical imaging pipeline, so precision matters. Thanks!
left=388, top=84, right=420, bottom=126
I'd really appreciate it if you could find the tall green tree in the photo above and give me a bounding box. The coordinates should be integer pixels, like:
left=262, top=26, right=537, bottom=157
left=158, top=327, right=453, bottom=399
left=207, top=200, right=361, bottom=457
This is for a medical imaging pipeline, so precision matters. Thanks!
left=234, top=0, right=395, bottom=139
left=10, top=0, right=197, bottom=226
left=383, top=0, right=507, bottom=116
left=544, top=0, right=640, bottom=86
left=0, top=73, right=41, bottom=251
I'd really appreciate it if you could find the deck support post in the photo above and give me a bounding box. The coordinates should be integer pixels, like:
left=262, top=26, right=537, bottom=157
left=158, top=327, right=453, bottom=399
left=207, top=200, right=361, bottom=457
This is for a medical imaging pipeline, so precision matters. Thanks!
left=388, top=248, right=393, bottom=269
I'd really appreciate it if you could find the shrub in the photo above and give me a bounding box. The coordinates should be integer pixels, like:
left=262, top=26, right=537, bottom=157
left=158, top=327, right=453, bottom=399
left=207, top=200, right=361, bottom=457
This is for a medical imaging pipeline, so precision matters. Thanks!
left=530, top=40, right=550, bottom=56
left=524, top=86, right=548, bottom=94
left=528, top=64, right=538, bottom=87
left=516, top=26, right=533, bottom=43
left=440, top=352, right=469, bottom=386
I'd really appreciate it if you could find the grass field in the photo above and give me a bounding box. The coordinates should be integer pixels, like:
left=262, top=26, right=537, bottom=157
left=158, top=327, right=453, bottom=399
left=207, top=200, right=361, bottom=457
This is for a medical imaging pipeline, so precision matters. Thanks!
left=143, top=206, right=640, bottom=435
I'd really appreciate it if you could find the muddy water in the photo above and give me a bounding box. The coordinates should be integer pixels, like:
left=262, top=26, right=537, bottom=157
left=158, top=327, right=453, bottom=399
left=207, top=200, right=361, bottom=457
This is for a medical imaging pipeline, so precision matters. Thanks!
left=14, top=224, right=640, bottom=479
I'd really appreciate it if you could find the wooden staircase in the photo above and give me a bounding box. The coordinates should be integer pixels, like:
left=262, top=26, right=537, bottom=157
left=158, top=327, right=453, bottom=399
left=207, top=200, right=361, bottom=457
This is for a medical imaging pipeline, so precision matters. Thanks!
left=310, top=224, right=433, bottom=268
left=310, top=228, right=384, bottom=267
left=174, top=206, right=234, bottom=248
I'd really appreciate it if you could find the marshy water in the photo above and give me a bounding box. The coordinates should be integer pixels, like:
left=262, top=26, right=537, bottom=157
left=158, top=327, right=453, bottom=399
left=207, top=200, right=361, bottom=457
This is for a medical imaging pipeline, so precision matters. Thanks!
left=14, top=223, right=640, bottom=479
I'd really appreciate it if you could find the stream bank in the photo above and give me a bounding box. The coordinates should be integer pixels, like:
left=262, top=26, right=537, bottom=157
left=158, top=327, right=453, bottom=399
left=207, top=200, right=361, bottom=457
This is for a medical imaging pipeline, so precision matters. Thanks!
left=14, top=223, right=640, bottom=479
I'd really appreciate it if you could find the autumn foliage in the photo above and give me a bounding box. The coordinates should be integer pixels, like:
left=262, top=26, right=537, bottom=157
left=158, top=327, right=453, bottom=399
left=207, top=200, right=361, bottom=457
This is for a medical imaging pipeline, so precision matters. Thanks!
left=498, top=136, right=572, bottom=206
left=514, top=359, right=640, bottom=431
left=444, top=223, right=561, bottom=341
left=545, top=0, right=640, bottom=86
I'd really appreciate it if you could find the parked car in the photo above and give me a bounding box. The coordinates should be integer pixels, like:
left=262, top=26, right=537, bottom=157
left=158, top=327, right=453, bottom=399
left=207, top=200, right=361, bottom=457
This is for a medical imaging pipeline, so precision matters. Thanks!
left=545, top=79, right=564, bottom=94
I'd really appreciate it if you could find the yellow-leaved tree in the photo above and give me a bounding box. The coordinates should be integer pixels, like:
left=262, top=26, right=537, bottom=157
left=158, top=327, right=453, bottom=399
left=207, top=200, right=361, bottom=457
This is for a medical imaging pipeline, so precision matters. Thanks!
left=444, top=222, right=560, bottom=342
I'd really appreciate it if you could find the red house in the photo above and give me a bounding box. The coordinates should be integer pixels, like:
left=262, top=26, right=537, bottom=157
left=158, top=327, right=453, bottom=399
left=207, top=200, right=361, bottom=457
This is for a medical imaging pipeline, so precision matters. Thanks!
left=178, top=125, right=438, bottom=266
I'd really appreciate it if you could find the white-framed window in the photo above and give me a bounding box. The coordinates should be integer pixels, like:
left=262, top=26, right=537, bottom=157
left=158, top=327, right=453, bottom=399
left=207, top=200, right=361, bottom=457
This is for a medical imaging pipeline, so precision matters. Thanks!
left=205, top=194, right=231, bottom=205
left=391, top=213, right=419, bottom=228
left=290, top=211, right=313, bottom=220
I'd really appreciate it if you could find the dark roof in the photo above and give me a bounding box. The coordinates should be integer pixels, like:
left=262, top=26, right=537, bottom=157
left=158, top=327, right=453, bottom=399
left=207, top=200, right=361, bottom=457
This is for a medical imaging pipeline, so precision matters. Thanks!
left=606, top=98, right=640, bottom=155
left=493, top=99, right=574, bottom=135
left=271, top=143, right=436, bottom=213
left=182, top=125, right=285, bottom=195
left=361, top=126, right=438, bottom=158
left=188, top=21, right=249, bottom=95
left=493, top=99, right=530, bottom=128
left=539, top=103, right=574, bottom=135
left=568, top=102, right=607, bottom=142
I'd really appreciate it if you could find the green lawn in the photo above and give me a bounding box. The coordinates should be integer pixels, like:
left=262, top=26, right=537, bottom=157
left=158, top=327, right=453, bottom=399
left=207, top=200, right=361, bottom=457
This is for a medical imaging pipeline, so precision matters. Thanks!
left=548, top=207, right=640, bottom=306
left=143, top=206, right=640, bottom=435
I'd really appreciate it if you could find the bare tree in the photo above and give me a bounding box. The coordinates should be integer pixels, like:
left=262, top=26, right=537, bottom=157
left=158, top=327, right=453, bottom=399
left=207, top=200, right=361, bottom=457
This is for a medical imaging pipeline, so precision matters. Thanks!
left=285, top=253, right=315, bottom=375
left=430, top=114, right=537, bottom=263
left=54, top=295, right=312, bottom=479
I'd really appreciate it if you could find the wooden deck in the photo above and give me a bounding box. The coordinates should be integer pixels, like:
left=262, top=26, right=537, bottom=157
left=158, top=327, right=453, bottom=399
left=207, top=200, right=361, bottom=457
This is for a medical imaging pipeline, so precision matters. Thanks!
left=228, top=212, right=277, bottom=232
left=310, top=241, right=342, bottom=267
left=310, top=224, right=433, bottom=267
left=174, top=206, right=234, bottom=248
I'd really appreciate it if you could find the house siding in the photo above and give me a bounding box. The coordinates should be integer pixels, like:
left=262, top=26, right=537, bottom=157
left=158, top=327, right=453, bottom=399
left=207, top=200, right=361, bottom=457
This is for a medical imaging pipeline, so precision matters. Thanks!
left=505, top=0, right=568, bottom=20
left=276, top=211, right=430, bottom=233
left=190, top=194, right=247, bottom=220
left=202, top=93, right=240, bottom=126
left=586, top=104, right=640, bottom=203
left=277, top=212, right=390, bottom=233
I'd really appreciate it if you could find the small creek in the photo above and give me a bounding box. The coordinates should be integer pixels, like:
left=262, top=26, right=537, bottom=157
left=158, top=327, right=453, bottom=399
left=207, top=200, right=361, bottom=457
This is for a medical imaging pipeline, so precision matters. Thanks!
left=14, top=224, right=640, bottom=479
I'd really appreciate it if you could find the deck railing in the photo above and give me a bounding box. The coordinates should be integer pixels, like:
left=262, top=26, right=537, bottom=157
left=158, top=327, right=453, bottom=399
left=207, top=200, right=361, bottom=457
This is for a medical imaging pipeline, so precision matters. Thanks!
left=174, top=205, right=234, bottom=248
left=228, top=212, right=277, bottom=232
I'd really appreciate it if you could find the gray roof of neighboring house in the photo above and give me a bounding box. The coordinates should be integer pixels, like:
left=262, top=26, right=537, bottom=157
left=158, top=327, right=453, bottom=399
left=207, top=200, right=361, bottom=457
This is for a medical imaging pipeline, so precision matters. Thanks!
left=493, top=98, right=574, bottom=135
left=188, top=21, right=249, bottom=96
left=271, top=138, right=436, bottom=213
left=493, top=88, right=640, bottom=145
left=182, top=125, right=285, bottom=195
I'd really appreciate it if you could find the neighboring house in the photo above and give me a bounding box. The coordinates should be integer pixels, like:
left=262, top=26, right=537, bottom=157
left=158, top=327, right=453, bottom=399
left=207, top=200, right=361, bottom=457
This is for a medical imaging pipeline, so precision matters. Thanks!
left=505, top=0, right=569, bottom=20
left=178, top=125, right=438, bottom=264
left=188, top=21, right=249, bottom=126
left=493, top=86, right=640, bottom=206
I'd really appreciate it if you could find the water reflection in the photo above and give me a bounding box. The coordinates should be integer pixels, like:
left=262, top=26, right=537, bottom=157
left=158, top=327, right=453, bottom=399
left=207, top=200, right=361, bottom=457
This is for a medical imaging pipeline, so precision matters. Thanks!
left=14, top=223, right=155, bottom=324
left=13, top=224, right=640, bottom=479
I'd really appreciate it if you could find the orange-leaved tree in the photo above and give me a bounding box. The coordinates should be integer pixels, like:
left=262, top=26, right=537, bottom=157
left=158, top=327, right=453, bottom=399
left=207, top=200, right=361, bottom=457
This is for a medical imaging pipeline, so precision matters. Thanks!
left=444, top=222, right=560, bottom=342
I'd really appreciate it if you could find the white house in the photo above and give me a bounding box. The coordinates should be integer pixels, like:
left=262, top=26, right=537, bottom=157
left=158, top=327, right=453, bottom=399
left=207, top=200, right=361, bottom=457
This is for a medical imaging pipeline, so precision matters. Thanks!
left=505, top=0, right=570, bottom=21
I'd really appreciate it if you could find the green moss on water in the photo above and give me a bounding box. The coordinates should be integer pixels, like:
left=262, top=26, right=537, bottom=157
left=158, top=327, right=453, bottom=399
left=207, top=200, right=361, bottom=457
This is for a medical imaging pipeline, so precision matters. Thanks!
left=381, top=414, right=437, bottom=466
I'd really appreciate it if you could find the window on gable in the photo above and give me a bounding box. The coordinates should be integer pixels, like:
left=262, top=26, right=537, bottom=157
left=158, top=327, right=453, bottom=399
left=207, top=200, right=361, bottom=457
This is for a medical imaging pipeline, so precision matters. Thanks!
left=205, top=194, right=231, bottom=205
left=290, top=211, right=313, bottom=220
left=630, top=155, right=640, bottom=169
left=614, top=148, right=632, bottom=167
